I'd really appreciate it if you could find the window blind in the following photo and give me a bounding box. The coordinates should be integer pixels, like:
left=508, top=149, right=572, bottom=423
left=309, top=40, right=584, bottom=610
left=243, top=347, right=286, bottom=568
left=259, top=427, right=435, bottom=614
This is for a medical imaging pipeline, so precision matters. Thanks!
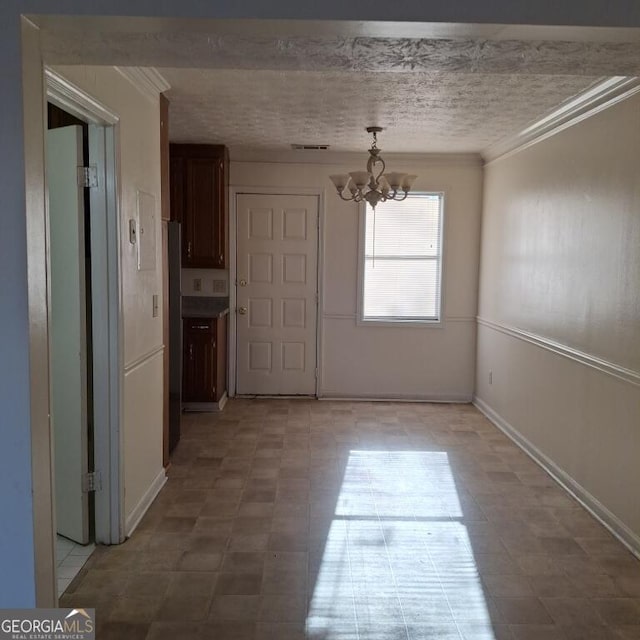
left=363, top=194, right=443, bottom=321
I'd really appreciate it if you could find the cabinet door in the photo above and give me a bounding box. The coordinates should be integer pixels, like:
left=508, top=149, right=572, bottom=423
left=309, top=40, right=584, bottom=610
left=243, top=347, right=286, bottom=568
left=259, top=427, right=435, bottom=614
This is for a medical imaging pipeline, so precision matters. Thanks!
left=185, top=157, right=224, bottom=268
left=183, top=319, right=217, bottom=402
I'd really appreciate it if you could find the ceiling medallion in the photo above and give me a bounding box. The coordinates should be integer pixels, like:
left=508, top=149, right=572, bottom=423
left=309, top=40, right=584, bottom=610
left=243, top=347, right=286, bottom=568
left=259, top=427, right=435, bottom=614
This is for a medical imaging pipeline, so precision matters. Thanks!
left=330, top=126, right=417, bottom=209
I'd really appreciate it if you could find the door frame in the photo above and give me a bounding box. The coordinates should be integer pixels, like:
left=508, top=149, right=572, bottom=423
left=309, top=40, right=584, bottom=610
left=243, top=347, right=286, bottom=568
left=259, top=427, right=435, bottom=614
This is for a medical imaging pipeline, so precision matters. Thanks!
left=229, top=186, right=325, bottom=398
left=45, top=68, right=124, bottom=546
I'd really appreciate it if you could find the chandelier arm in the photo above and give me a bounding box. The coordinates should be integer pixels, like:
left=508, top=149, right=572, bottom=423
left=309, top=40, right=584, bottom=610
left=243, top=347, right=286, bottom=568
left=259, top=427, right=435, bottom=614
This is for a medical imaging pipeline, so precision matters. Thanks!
left=366, top=154, right=375, bottom=174
left=373, top=156, right=386, bottom=185
left=392, top=191, right=410, bottom=202
left=336, top=192, right=356, bottom=202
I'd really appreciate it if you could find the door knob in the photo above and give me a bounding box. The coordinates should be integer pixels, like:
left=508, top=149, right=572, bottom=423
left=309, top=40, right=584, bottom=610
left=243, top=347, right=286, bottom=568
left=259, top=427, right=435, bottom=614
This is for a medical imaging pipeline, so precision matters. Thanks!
left=239, top=279, right=247, bottom=287
left=238, top=306, right=247, bottom=315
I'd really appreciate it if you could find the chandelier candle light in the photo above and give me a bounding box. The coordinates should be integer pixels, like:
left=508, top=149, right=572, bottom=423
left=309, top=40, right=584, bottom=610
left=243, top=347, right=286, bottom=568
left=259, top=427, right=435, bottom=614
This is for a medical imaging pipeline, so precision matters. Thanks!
left=329, top=127, right=417, bottom=209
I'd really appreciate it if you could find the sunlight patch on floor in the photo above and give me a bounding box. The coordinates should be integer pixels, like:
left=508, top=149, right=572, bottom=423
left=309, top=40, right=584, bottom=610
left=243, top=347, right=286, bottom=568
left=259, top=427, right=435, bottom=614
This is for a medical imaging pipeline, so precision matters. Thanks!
left=307, top=451, right=495, bottom=640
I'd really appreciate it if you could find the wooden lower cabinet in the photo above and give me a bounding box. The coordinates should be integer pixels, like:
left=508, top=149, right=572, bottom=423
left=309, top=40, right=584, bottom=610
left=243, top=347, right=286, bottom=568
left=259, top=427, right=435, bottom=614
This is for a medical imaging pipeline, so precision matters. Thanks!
left=182, top=316, right=227, bottom=403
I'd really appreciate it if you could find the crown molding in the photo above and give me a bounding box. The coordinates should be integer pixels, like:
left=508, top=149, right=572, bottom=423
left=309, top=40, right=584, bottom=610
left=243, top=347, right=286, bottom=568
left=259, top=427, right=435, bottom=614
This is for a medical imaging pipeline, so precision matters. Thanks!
left=482, top=76, right=640, bottom=164
left=113, top=67, right=170, bottom=102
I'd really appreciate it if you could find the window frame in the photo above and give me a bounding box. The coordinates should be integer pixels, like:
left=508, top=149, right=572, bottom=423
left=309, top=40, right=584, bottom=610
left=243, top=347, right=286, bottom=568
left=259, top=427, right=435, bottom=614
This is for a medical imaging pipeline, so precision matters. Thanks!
left=356, top=191, right=445, bottom=328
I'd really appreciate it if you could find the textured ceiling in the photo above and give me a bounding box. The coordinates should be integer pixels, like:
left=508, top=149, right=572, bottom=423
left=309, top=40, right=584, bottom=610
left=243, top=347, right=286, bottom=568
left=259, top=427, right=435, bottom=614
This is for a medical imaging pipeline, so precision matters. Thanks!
left=43, top=26, right=640, bottom=76
left=160, top=68, right=600, bottom=153
left=40, top=18, right=632, bottom=154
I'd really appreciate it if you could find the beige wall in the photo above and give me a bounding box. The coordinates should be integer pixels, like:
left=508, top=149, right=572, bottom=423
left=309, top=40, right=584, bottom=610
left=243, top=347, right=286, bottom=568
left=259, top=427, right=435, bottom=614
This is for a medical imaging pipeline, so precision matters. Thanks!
left=53, top=66, right=165, bottom=532
left=476, top=93, right=640, bottom=547
left=231, top=155, right=483, bottom=399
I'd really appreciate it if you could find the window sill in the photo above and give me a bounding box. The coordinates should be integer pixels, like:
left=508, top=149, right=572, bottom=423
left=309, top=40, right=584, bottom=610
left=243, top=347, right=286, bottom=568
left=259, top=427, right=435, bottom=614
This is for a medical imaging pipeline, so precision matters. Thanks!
left=356, top=317, right=444, bottom=329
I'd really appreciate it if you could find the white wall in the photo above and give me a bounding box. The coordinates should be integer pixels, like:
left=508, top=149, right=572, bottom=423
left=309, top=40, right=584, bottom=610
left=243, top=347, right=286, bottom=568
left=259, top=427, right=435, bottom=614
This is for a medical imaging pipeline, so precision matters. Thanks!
left=52, top=66, right=165, bottom=534
left=231, top=154, right=483, bottom=400
left=476, top=92, right=640, bottom=549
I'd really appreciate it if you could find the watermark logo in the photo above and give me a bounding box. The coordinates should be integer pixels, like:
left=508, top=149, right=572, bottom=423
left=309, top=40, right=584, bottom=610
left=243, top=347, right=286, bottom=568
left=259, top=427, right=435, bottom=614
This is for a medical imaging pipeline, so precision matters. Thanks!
left=0, top=608, right=95, bottom=639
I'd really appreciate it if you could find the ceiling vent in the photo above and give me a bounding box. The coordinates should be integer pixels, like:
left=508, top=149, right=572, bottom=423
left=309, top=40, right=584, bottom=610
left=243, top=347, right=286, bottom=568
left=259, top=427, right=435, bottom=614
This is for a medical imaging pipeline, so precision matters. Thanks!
left=291, top=144, right=331, bottom=150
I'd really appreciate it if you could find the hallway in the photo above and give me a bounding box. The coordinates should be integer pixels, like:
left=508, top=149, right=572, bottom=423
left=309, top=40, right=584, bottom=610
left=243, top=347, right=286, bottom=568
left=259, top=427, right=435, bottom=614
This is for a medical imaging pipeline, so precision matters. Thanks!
left=60, top=400, right=640, bottom=639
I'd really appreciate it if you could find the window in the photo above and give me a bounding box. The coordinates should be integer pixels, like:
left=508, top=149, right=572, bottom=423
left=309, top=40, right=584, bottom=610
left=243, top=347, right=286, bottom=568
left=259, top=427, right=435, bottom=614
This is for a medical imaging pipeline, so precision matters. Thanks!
left=360, top=193, right=444, bottom=324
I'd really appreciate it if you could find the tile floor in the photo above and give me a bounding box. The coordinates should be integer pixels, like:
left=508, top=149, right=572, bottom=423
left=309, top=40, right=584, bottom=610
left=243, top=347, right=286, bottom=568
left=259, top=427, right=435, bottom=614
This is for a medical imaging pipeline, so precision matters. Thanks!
left=56, top=535, right=95, bottom=596
left=60, top=399, right=640, bottom=639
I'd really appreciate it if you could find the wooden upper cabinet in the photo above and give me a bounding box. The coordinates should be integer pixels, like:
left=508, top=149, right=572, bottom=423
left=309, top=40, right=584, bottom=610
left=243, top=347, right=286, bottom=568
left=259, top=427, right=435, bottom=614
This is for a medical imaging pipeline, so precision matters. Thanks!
left=169, top=143, right=228, bottom=268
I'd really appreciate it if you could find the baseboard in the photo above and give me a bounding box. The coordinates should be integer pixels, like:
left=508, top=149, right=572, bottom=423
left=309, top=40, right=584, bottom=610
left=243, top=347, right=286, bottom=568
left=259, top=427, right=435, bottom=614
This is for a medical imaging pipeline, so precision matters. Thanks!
left=183, top=392, right=228, bottom=412
left=319, top=393, right=473, bottom=403
left=473, top=395, right=640, bottom=559
left=124, top=468, right=167, bottom=538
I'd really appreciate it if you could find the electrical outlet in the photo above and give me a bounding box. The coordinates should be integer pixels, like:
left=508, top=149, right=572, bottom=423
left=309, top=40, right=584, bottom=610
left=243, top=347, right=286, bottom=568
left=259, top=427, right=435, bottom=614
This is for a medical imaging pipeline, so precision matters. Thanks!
left=212, top=279, right=226, bottom=294
left=193, top=278, right=202, bottom=292
left=489, top=370, right=493, bottom=385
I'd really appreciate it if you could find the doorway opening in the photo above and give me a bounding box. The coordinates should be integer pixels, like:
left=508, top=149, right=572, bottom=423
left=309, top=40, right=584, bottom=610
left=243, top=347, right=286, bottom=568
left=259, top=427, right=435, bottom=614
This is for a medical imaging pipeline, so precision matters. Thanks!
left=45, top=70, right=124, bottom=600
left=47, top=103, right=96, bottom=596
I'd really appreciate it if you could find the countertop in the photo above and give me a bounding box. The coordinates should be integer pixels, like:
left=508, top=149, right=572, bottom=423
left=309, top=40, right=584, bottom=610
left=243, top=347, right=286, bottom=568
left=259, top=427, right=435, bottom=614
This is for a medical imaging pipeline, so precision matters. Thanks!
left=182, top=296, right=229, bottom=319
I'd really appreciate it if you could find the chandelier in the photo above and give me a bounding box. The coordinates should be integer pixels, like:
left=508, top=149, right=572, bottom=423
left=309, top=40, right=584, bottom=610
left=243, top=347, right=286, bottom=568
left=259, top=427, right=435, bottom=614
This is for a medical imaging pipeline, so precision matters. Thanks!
left=329, top=127, right=417, bottom=209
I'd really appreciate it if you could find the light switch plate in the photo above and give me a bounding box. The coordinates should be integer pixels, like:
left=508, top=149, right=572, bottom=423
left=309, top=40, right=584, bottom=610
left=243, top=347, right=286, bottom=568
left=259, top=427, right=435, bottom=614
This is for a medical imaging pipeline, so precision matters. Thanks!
left=193, top=278, right=202, bottom=292
left=152, top=294, right=159, bottom=317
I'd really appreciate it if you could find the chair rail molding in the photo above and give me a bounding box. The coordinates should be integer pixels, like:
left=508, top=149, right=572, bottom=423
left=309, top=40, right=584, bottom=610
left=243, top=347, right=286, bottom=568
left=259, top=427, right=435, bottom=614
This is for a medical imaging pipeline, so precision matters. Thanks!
left=477, top=316, right=640, bottom=387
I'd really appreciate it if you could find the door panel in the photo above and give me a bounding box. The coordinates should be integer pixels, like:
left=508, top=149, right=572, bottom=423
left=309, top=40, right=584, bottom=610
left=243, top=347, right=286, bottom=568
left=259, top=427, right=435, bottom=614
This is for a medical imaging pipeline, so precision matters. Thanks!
left=236, top=194, right=318, bottom=395
left=47, top=125, right=90, bottom=544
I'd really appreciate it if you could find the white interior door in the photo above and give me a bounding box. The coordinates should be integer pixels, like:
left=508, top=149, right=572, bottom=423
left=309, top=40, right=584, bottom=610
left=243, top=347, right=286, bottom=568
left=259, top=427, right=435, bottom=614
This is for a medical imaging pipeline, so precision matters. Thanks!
left=236, top=193, right=319, bottom=395
left=47, top=125, right=90, bottom=544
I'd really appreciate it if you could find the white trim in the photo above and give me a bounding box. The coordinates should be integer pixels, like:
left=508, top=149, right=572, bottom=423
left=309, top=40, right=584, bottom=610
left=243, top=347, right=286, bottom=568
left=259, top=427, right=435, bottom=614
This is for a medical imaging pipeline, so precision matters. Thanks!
left=323, top=313, right=358, bottom=320
left=87, top=124, right=124, bottom=546
left=473, top=396, right=640, bottom=559
left=113, top=67, right=170, bottom=102
left=322, top=313, right=476, bottom=323
left=45, top=68, right=119, bottom=125
left=320, top=393, right=472, bottom=403
left=483, top=76, right=640, bottom=163
left=183, top=392, right=228, bottom=412
left=477, top=316, right=640, bottom=387
left=123, top=345, right=164, bottom=374
left=229, top=186, right=323, bottom=398
left=229, top=190, right=238, bottom=397
left=443, top=316, right=476, bottom=323
left=108, top=122, right=126, bottom=545
left=315, top=189, right=327, bottom=398
left=124, top=468, right=167, bottom=538
left=45, top=72, right=125, bottom=547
